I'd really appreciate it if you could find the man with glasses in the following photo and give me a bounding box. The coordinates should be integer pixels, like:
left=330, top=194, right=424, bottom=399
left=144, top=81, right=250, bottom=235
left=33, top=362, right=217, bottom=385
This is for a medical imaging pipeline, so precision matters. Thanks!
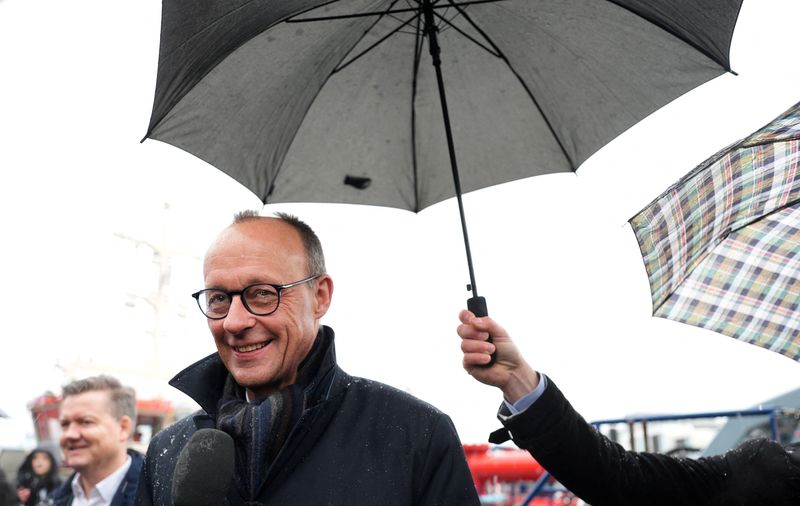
left=135, top=211, right=479, bottom=505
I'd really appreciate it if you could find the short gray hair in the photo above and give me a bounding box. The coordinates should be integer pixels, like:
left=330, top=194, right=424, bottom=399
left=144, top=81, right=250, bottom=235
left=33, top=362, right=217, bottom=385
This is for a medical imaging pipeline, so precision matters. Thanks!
left=233, top=210, right=326, bottom=276
left=62, top=375, right=137, bottom=422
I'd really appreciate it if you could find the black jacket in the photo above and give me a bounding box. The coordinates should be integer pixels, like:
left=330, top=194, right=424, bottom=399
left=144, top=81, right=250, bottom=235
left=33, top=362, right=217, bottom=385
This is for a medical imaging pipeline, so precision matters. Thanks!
left=135, top=326, right=479, bottom=505
left=495, top=376, right=800, bottom=506
left=51, top=449, right=144, bottom=506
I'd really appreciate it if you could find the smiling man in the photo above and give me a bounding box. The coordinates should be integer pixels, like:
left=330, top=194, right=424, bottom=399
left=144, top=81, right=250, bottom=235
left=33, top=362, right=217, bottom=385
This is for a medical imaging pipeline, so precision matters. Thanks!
left=134, top=211, right=479, bottom=505
left=51, top=375, right=143, bottom=506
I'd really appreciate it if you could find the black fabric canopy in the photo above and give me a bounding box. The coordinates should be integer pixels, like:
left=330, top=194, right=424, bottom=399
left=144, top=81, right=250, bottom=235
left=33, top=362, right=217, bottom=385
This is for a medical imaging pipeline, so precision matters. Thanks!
left=145, top=0, right=742, bottom=211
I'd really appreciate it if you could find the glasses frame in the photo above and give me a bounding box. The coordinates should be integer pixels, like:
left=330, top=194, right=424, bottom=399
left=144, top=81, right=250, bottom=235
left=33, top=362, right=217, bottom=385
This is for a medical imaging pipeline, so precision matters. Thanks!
left=191, top=274, right=321, bottom=320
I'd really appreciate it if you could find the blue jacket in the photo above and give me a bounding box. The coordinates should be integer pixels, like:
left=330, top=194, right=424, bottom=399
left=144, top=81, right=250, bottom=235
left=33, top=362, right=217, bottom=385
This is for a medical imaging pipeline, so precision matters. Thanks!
left=51, top=449, right=143, bottom=506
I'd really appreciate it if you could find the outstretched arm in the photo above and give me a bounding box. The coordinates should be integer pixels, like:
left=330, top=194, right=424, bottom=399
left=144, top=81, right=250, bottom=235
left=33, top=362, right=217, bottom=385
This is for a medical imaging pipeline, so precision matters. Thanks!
left=455, top=310, right=776, bottom=506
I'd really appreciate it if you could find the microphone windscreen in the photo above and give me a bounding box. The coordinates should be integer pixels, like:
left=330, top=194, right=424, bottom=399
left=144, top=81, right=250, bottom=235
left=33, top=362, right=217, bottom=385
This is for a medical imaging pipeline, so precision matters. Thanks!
left=171, top=428, right=235, bottom=506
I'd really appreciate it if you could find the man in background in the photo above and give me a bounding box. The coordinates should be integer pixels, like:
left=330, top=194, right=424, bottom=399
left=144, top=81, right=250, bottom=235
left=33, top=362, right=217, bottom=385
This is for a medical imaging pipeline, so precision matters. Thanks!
left=51, top=375, right=143, bottom=506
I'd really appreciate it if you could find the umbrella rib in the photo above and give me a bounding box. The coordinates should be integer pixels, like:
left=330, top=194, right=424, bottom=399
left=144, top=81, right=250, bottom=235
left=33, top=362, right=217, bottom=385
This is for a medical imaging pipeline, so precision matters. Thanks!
left=444, top=0, right=577, bottom=169
left=287, top=4, right=410, bottom=23
left=432, top=10, right=500, bottom=57
left=410, top=13, right=423, bottom=212
left=334, top=11, right=421, bottom=74
left=604, top=0, right=736, bottom=73
left=286, top=0, right=508, bottom=22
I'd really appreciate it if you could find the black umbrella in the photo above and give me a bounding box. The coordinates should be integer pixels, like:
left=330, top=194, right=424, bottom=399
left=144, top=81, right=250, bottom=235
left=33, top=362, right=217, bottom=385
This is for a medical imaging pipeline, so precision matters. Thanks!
left=144, top=0, right=742, bottom=315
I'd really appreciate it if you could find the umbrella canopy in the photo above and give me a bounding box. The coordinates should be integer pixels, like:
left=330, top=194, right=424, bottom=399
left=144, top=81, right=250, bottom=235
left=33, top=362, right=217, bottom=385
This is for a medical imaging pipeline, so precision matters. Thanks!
left=145, top=0, right=741, bottom=210
left=144, top=0, right=743, bottom=306
left=630, top=101, right=800, bottom=360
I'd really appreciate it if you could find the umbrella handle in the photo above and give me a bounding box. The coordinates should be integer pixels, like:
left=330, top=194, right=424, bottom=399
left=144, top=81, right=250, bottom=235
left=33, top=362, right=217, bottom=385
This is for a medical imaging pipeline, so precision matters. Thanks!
left=467, top=296, right=497, bottom=367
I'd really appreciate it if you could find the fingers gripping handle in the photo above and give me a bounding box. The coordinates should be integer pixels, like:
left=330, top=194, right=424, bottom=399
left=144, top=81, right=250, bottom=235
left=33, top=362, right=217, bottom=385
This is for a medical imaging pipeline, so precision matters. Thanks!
left=467, top=296, right=496, bottom=366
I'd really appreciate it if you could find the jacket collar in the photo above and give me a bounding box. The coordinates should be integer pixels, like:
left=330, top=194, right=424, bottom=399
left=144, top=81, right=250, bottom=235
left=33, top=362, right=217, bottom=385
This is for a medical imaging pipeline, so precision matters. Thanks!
left=168, top=326, right=338, bottom=415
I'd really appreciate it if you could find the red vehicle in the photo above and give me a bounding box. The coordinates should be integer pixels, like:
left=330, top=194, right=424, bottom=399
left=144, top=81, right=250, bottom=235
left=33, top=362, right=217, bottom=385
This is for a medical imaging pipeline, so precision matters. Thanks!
left=463, top=444, right=579, bottom=505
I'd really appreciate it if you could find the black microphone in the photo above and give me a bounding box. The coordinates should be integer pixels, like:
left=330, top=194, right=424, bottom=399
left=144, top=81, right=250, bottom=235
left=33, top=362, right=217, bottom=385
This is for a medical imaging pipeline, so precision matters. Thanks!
left=172, top=428, right=235, bottom=506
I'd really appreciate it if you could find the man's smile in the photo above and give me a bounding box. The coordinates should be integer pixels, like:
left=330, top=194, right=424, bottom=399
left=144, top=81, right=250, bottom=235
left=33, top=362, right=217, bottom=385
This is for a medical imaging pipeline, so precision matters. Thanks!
left=233, top=341, right=269, bottom=353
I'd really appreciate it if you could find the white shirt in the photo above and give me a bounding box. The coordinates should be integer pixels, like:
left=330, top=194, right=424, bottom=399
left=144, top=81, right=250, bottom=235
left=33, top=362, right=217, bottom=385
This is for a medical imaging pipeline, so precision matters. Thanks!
left=502, top=373, right=548, bottom=417
left=69, top=455, right=132, bottom=506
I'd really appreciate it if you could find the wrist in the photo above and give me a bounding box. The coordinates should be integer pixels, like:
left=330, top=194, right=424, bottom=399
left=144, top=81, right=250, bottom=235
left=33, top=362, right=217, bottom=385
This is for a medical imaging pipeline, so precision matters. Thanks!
left=502, top=363, right=539, bottom=404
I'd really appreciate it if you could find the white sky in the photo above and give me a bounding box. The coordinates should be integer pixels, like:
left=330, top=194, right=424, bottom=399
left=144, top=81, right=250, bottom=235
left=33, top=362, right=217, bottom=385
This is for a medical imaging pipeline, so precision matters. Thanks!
left=1, top=0, right=799, bottom=447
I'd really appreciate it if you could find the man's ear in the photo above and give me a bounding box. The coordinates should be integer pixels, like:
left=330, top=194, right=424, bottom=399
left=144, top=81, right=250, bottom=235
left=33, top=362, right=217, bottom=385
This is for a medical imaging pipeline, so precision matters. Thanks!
left=119, top=415, right=133, bottom=442
left=313, top=275, right=333, bottom=318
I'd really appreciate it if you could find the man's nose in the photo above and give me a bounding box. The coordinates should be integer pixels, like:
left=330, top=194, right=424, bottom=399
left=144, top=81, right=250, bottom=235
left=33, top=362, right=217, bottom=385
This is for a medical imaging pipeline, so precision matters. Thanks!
left=223, top=295, right=256, bottom=334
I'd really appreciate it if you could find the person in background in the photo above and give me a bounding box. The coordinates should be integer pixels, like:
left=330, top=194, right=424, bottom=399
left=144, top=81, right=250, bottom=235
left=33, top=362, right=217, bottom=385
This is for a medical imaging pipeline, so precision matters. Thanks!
left=50, top=375, right=143, bottom=506
left=457, top=309, right=800, bottom=506
left=16, top=449, right=61, bottom=506
left=135, top=211, right=479, bottom=505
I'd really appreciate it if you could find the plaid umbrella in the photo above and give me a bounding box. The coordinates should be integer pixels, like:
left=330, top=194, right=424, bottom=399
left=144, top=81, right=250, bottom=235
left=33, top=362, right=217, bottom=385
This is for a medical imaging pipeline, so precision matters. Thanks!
left=630, top=101, right=800, bottom=360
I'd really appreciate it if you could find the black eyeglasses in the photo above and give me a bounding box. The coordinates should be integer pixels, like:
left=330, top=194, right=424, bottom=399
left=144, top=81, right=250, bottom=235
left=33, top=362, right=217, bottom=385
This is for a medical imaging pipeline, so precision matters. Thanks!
left=191, top=274, right=321, bottom=319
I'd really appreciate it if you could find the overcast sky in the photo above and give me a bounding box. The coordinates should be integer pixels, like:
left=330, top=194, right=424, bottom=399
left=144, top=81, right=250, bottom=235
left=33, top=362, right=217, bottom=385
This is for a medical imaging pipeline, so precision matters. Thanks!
left=1, top=0, right=799, bottom=447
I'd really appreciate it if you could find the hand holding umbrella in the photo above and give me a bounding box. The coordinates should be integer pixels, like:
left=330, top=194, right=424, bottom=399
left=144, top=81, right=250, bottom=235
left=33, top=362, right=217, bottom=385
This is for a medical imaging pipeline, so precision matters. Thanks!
left=457, top=309, right=538, bottom=398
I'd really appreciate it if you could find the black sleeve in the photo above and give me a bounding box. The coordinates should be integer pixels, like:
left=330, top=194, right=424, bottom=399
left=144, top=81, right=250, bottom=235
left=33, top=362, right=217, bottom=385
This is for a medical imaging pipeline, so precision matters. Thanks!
left=500, top=377, right=732, bottom=506
left=717, top=438, right=800, bottom=504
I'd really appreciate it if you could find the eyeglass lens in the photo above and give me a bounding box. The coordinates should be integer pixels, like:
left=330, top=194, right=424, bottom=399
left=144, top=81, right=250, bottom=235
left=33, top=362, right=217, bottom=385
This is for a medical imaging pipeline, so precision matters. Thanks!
left=201, top=284, right=280, bottom=318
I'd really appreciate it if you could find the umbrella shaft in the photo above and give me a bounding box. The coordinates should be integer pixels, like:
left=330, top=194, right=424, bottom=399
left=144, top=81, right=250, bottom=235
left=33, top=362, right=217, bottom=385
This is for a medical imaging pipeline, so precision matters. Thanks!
left=423, top=0, right=479, bottom=298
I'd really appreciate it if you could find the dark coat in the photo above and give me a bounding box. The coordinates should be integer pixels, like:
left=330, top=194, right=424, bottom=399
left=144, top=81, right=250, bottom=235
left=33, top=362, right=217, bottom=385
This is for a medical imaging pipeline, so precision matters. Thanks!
left=134, top=326, right=479, bottom=505
left=51, top=449, right=144, bottom=506
left=0, top=469, right=19, bottom=506
left=495, top=376, right=800, bottom=506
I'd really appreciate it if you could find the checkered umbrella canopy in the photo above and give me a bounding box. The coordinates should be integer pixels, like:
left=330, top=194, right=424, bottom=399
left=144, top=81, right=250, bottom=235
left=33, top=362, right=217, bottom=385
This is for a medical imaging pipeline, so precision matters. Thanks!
left=630, top=101, right=800, bottom=360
